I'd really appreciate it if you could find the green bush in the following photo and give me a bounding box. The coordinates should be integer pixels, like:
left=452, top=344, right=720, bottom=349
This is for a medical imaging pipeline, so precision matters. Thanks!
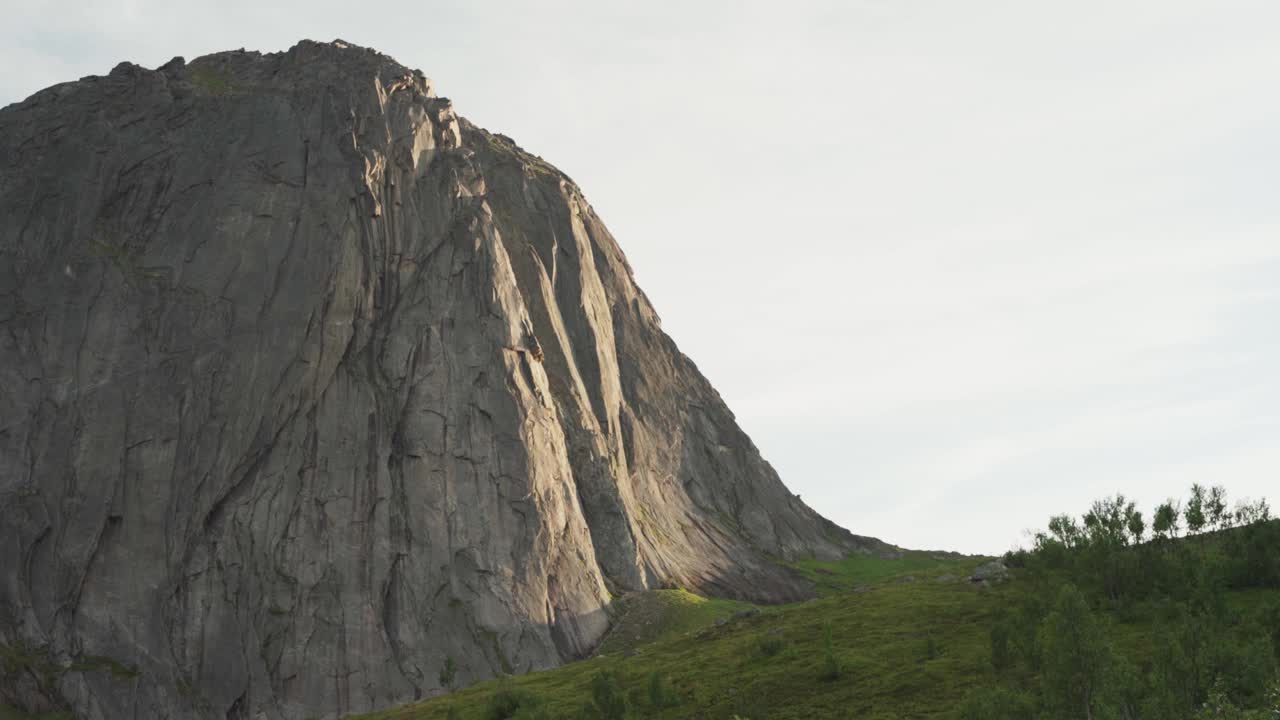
left=578, top=670, right=629, bottom=720
left=818, top=622, right=843, bottom=681
left=1209, top=628, right=1276, bottom=707
left=1038, top=584, right=1119, bottom=720
left=484, top=686, right=543, bottom=720
left=645, top=671, right=680, bottom=708
left=1193, top=678, right=1242, bottom=720
left=924, top=632, right=939, bottom=660
left=990, top=617, right=1013, bottom=672
left=439, top=656, right=458, bottom=691
left=1257, top=600, right=1280, bottom=661
left=511, top=705, right=551, bottom=720
left=756, top=635, right=786, bottom=658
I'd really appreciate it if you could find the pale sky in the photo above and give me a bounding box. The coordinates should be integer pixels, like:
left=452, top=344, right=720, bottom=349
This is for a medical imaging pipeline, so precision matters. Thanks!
left=5, top=1, right=1277, bottom=554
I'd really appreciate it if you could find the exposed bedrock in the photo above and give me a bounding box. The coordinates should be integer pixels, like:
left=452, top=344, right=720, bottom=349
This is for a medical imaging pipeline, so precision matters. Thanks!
left=0, top=40, right=887, bottom=719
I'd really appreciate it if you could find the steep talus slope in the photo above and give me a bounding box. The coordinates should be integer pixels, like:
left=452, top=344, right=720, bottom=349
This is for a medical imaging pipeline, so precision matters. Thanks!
left=0, top=40, right=887, bottom=720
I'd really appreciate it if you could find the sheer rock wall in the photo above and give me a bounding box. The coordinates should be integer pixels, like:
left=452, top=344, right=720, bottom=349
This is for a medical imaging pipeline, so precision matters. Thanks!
left=0, top=40, right=885, bottom=719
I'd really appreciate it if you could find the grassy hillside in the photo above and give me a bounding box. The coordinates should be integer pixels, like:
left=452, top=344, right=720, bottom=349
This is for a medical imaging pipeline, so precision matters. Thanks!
left=352, top=487, right=1280, bottom=720
left=788, top=549, right=975, bottom=595
left=352, top=553, right=1003, bottom=720
left=594, top=590, right=758, bottom=656
left=352, top=577, right=1279, bottom=720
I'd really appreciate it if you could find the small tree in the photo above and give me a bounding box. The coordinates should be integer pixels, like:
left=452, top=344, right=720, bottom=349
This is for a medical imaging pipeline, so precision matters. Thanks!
left=584, top=670, right=629, bottom=720
left=819, top=622, right=843, bottom=681
left=1146, top=625, right=1196, bottom=719
left=439, top=656, right=459, bottom=691
left=1235, top=498, right=1272, bottom=526
left=1047, top=514, right=1084, bottom=548
left=1039, top=584, right=1116, bottom=720
left=1126, top=507, right=1146, bottom=544
left=1206, top=485, right=1229, bottom=531
left=645, top=671, right=679, bottom=709
left=1154, top=500, right=1182, bottom=540
left=1083, top=495, right=1133, bottom=547
left=1186, top=484, right=1208, bottom=536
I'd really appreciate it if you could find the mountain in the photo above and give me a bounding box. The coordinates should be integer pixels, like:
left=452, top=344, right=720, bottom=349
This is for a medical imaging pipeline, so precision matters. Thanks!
left=0, top=40, right=886, bottom=720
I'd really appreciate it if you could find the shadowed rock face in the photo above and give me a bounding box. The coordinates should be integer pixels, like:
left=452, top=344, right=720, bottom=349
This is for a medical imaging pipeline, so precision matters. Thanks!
left=0, top=40, right=886, bottom=720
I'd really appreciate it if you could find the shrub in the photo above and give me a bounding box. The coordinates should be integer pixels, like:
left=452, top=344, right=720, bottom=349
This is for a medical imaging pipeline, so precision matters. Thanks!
left=646, top=671, right=680, bottom=708
left=1209, top=627, right=1276, bottom=706
left=485, top=686, right=543, bottom=720
left=990, top=617, right=1013, bottom=673
left=439, top=656, right=458, bottom=691
left=577, top=670, right=630, bottom=720
left=818, top=622, right=843, bottom=681
left=756, top=635, right=786, bottom=658
left=1193, top=678, right=1241, bottom=719
left=1003, top=548, right=1030, bottom=568
left=1038, top=584, right=1116, bottom=719
left=511, top=705, right=551, bottom=720
left=1258, top=600, right=1280, bottom=661
left=924, top=632, right=940, bottom=660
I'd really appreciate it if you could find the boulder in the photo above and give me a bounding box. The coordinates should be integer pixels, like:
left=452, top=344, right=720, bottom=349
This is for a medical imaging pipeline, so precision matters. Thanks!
left=971, top=560, right=1010, bottom=583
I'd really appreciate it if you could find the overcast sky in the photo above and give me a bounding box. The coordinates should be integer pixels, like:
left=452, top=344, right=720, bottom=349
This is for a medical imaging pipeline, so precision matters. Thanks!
left=5, top=0, right=1277, bottom=554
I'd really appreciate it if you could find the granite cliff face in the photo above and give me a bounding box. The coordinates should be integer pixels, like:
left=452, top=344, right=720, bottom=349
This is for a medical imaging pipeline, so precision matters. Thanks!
left=0, top=41, right=885, bottom=719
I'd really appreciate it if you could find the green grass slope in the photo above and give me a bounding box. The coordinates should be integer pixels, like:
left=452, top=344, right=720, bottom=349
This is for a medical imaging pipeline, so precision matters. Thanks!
left=350, top=493, right=1280, bottom=720
left=355, top=576, right=1280, bottom=720
left=594, top=590, right=759, bottom=656
left=789, top=550, right=978, bottom=595
left=352, top=554, right=1000, bottom=720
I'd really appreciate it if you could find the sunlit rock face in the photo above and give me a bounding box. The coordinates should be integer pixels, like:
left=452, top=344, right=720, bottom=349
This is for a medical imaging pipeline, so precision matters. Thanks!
left=0, top=40, right=885, bottom=720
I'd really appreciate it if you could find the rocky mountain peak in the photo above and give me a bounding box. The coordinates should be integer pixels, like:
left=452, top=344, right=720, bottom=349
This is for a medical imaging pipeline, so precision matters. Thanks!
left=0, top=40, right=887, bottom=720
